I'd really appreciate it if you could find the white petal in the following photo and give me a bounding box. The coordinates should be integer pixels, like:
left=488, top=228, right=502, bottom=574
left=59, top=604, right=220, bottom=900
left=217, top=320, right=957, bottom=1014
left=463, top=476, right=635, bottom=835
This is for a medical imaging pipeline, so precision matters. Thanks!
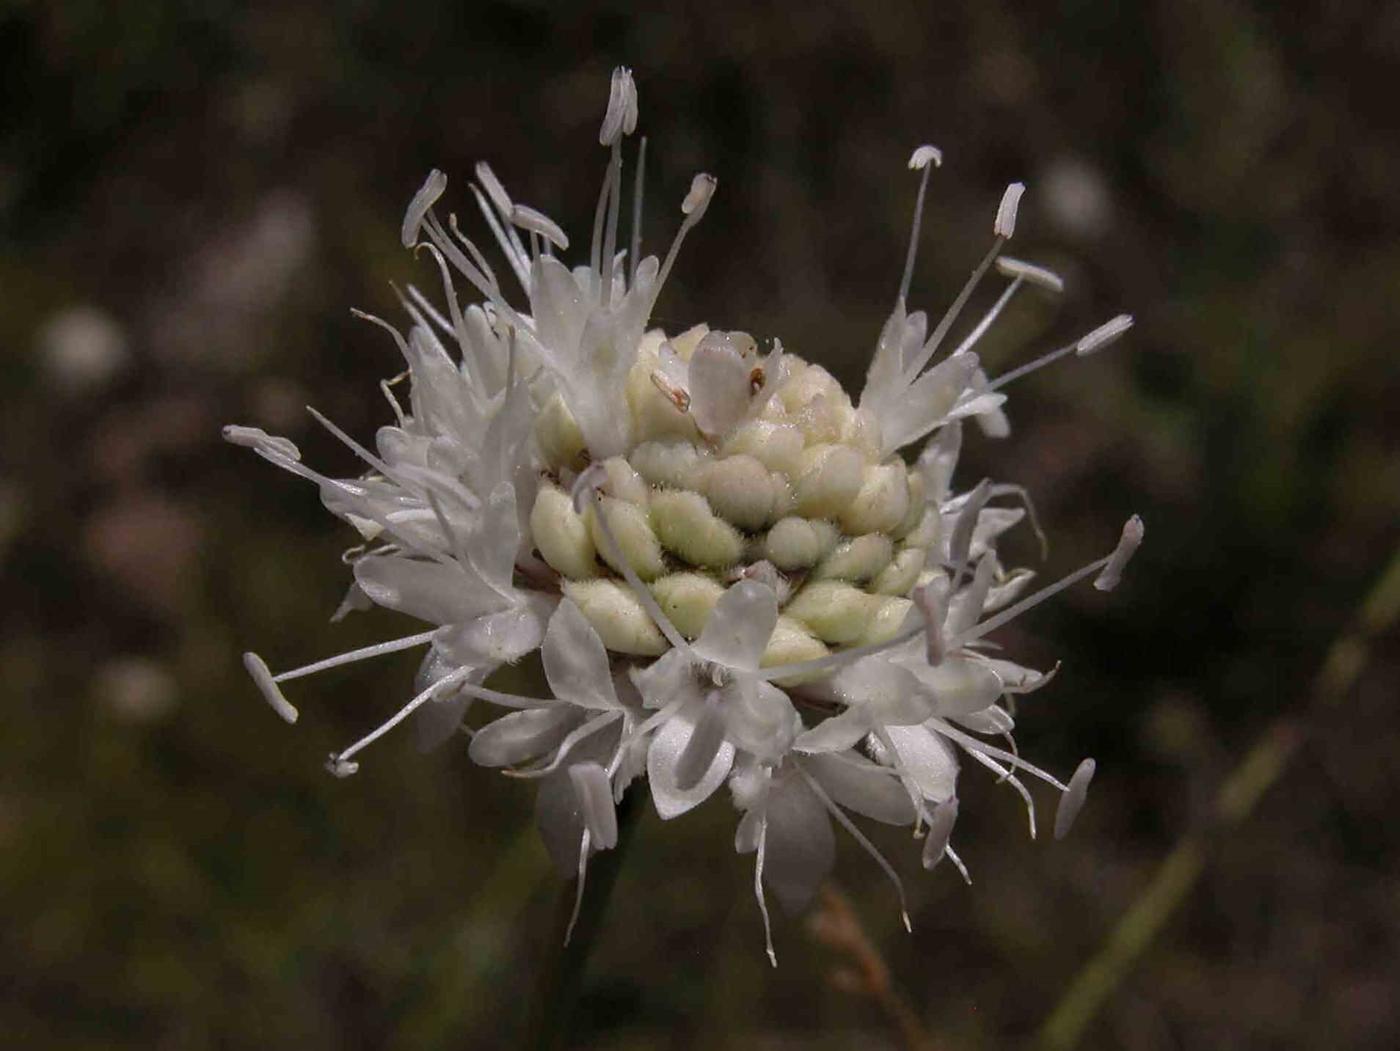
left=542, top=599, right=620, bottom=710
left=468, top=483, right=523, bottom=597
left=722, top=679, right=798, bottom=762
left=885, top=724, right=959, bottom=803
left=692, top=579, right=779, bottom=672
left=793, top=707, right=869, bottom=754
left=535, top=768, right=584, bottom=876
left=468, top=707, right=574, bottom=767
left=917, top=657, right=1004, bottom=717
left=354, top=554, right=505, bottom=625
left=628, top=648, right=699, bottom=710
left=762, top=774, right=834, bottom=914
left=647, top=700, right=735, bottom=819
left=686, top=333, right=751, bottom=439
left=432, top=602, right=548, bottom=668
left=674, top=691, right=726, bottom=791
left=569, top=762, right=618, bottom=849
left=921, top=797, right=959, bottom=869
left=804, top=752, right=916, bottom=825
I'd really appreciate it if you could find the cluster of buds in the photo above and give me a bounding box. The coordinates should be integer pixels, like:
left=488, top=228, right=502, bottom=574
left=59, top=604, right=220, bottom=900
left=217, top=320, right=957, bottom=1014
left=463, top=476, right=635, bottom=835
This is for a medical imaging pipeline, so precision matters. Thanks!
left=229, top=68, right=1141, bottom=963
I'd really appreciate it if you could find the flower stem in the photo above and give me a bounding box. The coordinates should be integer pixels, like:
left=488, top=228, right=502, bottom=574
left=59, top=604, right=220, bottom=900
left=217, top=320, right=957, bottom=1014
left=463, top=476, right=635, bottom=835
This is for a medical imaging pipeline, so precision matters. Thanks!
left=1036, top=544, right=1400, bottom=1050
left=529, top=787, right=645, bottom=1051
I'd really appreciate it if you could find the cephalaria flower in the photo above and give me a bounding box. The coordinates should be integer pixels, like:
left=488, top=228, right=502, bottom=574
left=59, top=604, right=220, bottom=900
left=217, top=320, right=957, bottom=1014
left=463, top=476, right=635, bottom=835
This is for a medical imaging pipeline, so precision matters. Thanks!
left=228, top=67, right=1142, bottom=964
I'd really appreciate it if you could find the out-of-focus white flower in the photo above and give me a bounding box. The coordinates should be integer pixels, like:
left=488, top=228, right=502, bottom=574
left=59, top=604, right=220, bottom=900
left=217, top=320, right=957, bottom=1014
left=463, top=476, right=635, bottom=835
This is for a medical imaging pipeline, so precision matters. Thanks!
left=228, top=69, right=1142, bottom=963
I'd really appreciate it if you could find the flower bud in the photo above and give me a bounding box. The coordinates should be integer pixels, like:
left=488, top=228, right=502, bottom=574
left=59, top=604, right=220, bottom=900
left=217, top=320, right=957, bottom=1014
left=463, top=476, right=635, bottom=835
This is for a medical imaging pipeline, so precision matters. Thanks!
left=760, top=615, right=829, bottom=678
left=534, top=393, right=586, bottom=471
left=860, top=596, right=914, bottom=646
left=586, top=496, right=665, bottom=580
left=814, top=534, right=894, bottom=583
left=562, top=579, right=667, bottom=655
left=763, top=516, right=822, bottom=569
left=721, top=419, right=805, bottom=475
left=650, top=489, right=744, bottom=568
left=784, top=580, right=879, bottom=644
left=631, top=439, right=708, bottom=489
left=531, top=483, right=599, bottom=579
left=793, top=444, right=865, bottom=518
left=650, top=572, right=725, bottom=638
left=840, top=462, right=911, bottom=535
left=700, top=454, right=775, bottom=530
left=872, top=546, right=927, bottom=595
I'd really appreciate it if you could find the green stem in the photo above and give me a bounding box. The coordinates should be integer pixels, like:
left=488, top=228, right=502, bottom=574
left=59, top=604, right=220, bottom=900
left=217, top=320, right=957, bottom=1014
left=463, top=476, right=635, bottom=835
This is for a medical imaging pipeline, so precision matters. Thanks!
left=1036, top=545, right=1400, bottom=1051
left=529, top=788, right=645, bottom=1051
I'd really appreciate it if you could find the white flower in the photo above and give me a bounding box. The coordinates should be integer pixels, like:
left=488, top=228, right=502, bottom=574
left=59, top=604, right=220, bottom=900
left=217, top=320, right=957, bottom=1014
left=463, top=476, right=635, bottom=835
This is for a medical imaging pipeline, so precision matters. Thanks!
left=229, top=68, right=1142, bottom=963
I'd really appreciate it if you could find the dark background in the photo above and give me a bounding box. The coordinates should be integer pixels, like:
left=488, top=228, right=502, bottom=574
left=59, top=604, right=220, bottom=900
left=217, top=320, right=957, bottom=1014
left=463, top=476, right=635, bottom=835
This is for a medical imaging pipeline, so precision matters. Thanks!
left=4, top=2, right=1398, bottom=1048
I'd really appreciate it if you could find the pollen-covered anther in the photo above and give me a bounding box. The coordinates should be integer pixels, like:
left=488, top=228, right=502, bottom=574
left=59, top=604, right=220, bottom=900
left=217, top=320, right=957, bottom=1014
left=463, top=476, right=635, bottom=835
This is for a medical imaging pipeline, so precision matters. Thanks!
left=1093, top=514, right=1144, bottom=591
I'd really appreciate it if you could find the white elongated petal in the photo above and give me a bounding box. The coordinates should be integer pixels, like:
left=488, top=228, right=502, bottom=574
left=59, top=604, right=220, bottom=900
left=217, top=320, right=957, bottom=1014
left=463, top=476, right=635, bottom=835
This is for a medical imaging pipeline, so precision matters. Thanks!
left=884, top=723, right=959, bottom=803
left=243, top=652, right=298, bottom=723
left=804, top=752, right=916, bottom=825
left=723, top=679, right=798, bottom=762
left=793, top=707, right=869, bottom=754
left=1054, top=758, right=1096, bottom=839
left=647, top=700, right=735, bottom=819
left=692, top=579, right=779, bottom=672
left=921, top=797, right=959, bottom=869
left=762, top=774, right=835, bottom=914
left=686, top=334, right=751, bottom=439
left=536, top=768, right=584, bottom=876
left=569, top=762, right=618, bottom=850
left=917, top=656, right=1004, bottom=716
left=468, top=707, right=574, bottom=767
left=542, top=599, right=620, bottom=710
left=354, top=554, right=507, bottom=625
left=432, top=601, right=550, bottom=669
left=402, top=169, right=448, bottom=247
left=674, top=692, right=726, bottom=791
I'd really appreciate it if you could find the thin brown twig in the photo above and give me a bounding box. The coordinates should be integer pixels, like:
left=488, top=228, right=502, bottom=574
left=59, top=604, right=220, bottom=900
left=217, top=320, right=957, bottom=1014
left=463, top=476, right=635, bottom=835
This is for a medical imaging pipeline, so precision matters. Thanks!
left=808, top=882, right=944, bottom=1051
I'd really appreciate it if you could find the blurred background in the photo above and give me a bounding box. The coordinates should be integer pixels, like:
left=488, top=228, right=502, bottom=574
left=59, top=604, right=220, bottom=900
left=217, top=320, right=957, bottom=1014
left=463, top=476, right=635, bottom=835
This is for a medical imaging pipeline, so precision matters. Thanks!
left=4, top=2, right=1398, bottom=1048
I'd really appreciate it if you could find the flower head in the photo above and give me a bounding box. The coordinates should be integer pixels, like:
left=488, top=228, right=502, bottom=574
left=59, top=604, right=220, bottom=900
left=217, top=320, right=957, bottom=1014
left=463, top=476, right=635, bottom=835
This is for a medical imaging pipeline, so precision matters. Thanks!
left=229, top=69, right=1141, bottom=962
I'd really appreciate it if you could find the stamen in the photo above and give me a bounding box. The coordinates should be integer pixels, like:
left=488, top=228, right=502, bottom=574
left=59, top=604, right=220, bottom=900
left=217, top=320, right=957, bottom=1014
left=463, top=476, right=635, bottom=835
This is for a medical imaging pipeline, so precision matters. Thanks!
left=954, top=551, right=1113, bottom=647
left=223, top=426, right=301, bottom=463
left=570, top=762, right=619, bottom=849
left=928, top=716, right=1069, bottom=792
left=1054, top=758, right=1096, bottom=839
left=401, top=169, right=448, bottom=248
left=949, top=478, right=992, bottom=586
left=988, top=482, right=1049, bottom=558
left=799, top=763, right=912, bottom=933
left=901, top=235, right=1007, bottom=381
left=654, top=174, right=716, bottom=298
left=511, top=203, right=569, bottom=251
left=243, top=652, right=299, bottom=723
left=503, top=711, right=621, bottom=779
left=950, top=276, right=1023, bottom=358
left=944, top=843, right=973, bottom=885
left=1094, top=514, right=1144, bottom=591
left=996, top=256, right=1065, bottom=293
left=270, top=630, right=437, bottom=684
left=994, top=182, right=1026, bottom=239
left=598, top=66, right=637, bottom=147
left=962, top=747, right=1038, bottom=838
left=629, top=136, right=647, bottom=288
left=469, top=184, right=531, bottom=294
left=444, top=214, right=501, bottom=294
left=564, top=828, right=592, bottom=945
left=755, top=815, right=777, bottom=967
left=988, top=314, right=1134, bottom=392
left=898, top=144, right=942, bottom=306
left=330, top=664, right=473, bottom=771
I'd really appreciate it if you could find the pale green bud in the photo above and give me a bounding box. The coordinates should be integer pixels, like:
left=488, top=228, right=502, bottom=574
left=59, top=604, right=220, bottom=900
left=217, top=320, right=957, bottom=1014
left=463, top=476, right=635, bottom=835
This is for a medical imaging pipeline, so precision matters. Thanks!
left=586, top=496, right=665, bottom=580
left=859, top=596, right=914, bottom=646
left=872, top=545, right=927, bottom=595
left=721, top=419, right=805, bottom=475
left=630, top=439, right=709, bottom=489
left=892, top=469, right=927, bottom=539
left=599, top=456, right=650, bottom=506
left=784, top=580, right=878, bottom=644
left=761, top=614, right=830, bottom=682
left=839, top=462, right=911, bottom=535
left=535, top=392, right=585, bottom=472
left=814, top=533, right=894, bottom=583
left=793, top=444, right=865, bottom=518
left=562, top=579, right=667, bottom=655
left=530, top=483, right=599, bottom=579
left=650, top=489, right=744, bottom=568
left=778, top=360, right=843, bottom=414
left=700, top=454, right=774, bottom=530
left=763, top=516, right=822, bottom=569
left=650, top=572, right=725, bottom=638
